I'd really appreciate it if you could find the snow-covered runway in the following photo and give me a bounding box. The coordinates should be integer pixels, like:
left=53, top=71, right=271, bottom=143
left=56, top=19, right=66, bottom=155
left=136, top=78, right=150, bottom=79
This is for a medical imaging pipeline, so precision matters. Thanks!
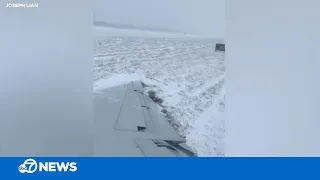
left=94, top=27, right=225, bottom=156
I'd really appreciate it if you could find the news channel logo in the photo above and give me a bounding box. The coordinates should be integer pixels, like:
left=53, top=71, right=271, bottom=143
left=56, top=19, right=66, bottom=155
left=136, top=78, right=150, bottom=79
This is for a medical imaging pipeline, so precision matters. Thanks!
left=18, top=159, right=37, bottom=174
left=18, top=158, right=77, bottom=173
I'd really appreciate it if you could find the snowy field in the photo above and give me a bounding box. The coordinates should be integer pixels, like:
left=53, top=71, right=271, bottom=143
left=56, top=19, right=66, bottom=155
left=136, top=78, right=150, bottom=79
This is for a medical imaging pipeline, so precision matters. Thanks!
left=94, top=26, right=225, bottom=156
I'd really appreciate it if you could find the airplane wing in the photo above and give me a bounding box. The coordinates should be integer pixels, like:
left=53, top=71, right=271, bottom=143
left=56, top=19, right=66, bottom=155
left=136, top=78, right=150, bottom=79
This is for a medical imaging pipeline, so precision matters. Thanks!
left=94, top=81, right=196, bottom=157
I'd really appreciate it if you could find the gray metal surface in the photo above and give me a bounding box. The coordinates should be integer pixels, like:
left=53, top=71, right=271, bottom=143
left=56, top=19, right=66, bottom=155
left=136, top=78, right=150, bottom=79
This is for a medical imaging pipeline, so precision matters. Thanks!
left=94, top=81, right=196, bottom=157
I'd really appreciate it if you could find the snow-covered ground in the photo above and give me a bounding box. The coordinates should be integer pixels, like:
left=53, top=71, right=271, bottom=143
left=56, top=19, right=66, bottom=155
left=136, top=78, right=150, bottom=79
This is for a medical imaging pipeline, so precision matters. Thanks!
left=94, top=26, right=225, bottom=156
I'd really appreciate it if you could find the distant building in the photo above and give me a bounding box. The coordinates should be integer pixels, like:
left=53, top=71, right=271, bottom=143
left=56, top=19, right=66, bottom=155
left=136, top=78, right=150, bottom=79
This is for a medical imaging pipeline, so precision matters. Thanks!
left=215, top=43, right=225, bottom=52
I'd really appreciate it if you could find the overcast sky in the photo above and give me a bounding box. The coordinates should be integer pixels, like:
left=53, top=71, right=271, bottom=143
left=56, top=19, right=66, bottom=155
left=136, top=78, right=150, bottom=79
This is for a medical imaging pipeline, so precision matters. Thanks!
left=94, top=0, right=225, bottom=38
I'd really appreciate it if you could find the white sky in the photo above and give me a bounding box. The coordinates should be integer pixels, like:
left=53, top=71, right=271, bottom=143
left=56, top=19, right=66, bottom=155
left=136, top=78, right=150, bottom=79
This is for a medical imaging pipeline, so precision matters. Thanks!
left=94, top=0, right=225, bottom=38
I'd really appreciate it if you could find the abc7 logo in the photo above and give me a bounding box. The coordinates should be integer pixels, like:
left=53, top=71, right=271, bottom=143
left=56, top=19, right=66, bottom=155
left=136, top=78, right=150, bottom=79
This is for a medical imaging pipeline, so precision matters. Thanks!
left=18, top=159, right=38, bottom=173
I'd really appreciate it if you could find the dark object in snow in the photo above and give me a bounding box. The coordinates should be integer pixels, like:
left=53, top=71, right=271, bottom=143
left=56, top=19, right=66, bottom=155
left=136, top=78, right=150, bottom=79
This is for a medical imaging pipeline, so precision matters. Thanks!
left=141, top=82, right=147, bottom=87
left=161, top=109, right=167, bottom=114
left=215, top=43, right=225, bottom=52
left=148, top=90, right=163, bottom=104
